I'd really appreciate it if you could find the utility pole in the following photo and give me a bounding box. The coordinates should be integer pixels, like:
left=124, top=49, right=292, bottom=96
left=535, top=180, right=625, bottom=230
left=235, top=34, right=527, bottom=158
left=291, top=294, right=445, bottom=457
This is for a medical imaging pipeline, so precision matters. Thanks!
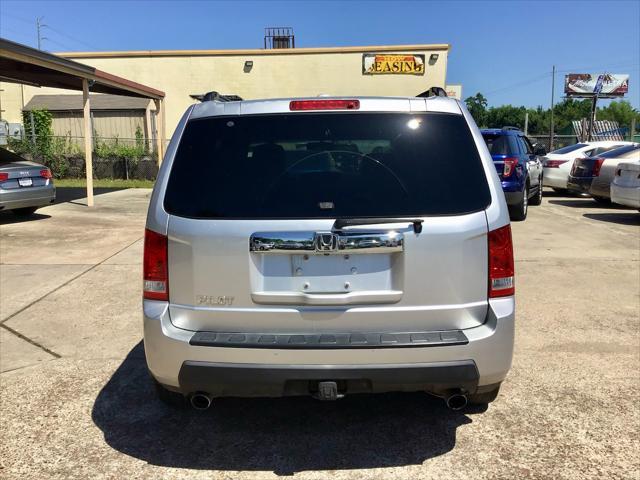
left=549, top=65, right=555, bottom=151
left=36, top=17, right=47, bottom=50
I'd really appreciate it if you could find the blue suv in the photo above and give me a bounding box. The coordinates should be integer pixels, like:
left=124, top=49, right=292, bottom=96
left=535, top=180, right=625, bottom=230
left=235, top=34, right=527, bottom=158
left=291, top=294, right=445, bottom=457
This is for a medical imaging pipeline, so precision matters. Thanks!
left=481, top=127, right=545, bottom=220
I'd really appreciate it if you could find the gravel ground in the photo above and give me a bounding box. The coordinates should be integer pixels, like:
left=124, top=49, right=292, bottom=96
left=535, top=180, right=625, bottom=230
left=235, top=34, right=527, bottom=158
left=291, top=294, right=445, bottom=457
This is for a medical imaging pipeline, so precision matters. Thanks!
left=0, top=188, right=638, bottom=479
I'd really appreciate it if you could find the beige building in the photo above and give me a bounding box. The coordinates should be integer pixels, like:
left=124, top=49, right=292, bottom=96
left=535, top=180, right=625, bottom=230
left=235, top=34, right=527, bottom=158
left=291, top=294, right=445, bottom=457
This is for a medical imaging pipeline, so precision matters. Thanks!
left=0, top=43, right=450, bottom=137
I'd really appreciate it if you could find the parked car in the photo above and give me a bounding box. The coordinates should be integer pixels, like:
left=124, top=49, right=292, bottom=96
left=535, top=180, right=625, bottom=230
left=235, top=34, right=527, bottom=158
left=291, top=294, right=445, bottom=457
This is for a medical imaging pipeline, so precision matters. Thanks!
left=0, top=147, right=55, bottom=216
left=144, top=95, right=515, bottom=411
left=568, top=144, right=640, bottom=202
left=481, top=127, right=545, bottom=221
left=542, top=141, right=633, bottom=193
left=610, top=160, right=640, bottom=210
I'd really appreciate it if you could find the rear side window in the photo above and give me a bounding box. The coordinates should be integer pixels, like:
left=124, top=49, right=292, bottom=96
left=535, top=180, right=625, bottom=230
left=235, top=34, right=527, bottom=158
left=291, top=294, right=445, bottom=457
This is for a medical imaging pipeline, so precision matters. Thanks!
left=550, top=143, right=587, bottom=154
left=164, top=112, right=491, bottom=218
left=482, top=134, right=519, bottom=155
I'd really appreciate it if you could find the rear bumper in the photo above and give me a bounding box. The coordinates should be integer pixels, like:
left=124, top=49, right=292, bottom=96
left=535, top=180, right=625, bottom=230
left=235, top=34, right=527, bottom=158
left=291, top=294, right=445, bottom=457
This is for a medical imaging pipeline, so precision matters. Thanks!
left=143, top=297, right=515, bottom=397
left=0, top=183, right=56, bottom=210
left=567, top=176, right=593, bottom=194
left=504, top=190, right=523, bottom=205
left=542, top=168, right=568, bottom=189
left=611, top=184, right=640, bottom=208
left=179, top=360, right=479, bottom=397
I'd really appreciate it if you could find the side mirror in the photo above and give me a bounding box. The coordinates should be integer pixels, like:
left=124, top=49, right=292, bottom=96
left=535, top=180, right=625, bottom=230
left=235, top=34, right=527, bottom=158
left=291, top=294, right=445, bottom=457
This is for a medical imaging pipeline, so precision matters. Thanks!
left=533, top=144, right=547, bottom=156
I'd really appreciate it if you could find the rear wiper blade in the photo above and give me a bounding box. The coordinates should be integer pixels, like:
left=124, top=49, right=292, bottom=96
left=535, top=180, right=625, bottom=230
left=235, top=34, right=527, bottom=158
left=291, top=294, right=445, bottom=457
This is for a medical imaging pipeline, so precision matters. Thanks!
left=333, top=218, right=423, bottom=234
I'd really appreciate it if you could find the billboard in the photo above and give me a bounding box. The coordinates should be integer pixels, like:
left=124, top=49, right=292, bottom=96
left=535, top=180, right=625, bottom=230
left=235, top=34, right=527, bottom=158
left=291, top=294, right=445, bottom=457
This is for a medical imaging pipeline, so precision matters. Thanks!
left=362, top=54, right=425, bottom=75
left=445, top=84, right=463, bottom=100
left=564, top=73, right=629, bottom=97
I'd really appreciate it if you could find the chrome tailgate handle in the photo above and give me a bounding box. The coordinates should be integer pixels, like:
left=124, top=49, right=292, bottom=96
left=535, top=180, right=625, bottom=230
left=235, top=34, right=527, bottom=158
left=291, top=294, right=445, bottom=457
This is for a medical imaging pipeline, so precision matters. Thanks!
left=250, top=231, right=404, bottom=254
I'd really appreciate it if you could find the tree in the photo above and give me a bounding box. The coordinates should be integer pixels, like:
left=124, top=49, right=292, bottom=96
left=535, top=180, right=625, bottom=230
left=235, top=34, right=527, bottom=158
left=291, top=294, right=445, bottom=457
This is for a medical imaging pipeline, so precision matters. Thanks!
left=598, top=100, right=640, bottom=128
left=464, top=93, right=488, bottom=127
left=465, top=93, right=638, bottom=135
left=551, top=99, right=593, bottom=132
left=485, top=105, right=527, bottom=130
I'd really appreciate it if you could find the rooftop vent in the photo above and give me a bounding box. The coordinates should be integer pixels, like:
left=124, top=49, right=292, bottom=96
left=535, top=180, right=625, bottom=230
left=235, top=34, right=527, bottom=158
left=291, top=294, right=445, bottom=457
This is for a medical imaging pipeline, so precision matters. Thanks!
left=264, top=27, right=295, bottom=49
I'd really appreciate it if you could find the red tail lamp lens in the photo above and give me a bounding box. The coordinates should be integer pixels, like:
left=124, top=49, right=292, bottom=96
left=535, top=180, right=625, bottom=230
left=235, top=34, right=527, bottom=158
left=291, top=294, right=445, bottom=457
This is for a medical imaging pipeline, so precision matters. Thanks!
left=592, top=158, right=605, bottom=177
left=40, top=169, right=52, bottom=179
left=488, top=224, right=515, bottom=298
left=289, top=99, right=360, bottom=111
left=143, top=228, right=168, bottom=301
left=0, top=173, right=8, bottom=181
left=545, top=160, right=567, bottom=168
left=502, top=157, right=519, bottom=178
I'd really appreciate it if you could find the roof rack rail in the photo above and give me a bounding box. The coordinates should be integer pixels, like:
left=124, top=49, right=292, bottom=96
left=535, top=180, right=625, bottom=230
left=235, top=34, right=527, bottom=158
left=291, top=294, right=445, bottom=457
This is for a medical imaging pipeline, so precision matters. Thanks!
left=501, top=126, right=520, bottom=131
left=416, top=87, right=448, bottom=98
left=190, top=91, right=243, bottom=102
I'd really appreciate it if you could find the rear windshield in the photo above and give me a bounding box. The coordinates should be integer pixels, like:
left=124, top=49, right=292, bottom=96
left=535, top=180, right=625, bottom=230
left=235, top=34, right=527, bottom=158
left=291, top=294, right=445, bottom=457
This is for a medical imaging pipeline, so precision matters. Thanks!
left=481, top=134, right=518, bottom=155
left=550, top=143, right=587, bottom=154
left=164, top=112, right=491, bottom=219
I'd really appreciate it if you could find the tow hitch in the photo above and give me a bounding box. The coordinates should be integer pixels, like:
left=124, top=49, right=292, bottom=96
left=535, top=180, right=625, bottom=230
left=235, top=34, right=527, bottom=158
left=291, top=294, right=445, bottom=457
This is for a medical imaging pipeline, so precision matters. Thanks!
left=313, top=381, right=344, bottom=401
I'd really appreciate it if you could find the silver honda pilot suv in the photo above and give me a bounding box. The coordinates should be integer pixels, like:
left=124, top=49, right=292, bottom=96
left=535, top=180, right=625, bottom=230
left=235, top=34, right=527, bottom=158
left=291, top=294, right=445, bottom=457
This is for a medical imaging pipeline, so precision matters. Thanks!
left=143, top=94, right=515, bottom=411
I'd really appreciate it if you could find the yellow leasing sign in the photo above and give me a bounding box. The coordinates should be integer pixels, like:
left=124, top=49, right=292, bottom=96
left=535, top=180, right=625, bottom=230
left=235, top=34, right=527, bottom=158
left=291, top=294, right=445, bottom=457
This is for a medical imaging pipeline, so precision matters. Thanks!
left=362, top=54, right=425, bottom=75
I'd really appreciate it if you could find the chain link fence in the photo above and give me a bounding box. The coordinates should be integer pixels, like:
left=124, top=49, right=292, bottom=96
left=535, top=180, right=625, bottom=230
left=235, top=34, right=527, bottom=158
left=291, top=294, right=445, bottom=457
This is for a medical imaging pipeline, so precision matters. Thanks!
left=6, top=134, right=162, bottom=180
left=527, top=133, right=640, bottom=152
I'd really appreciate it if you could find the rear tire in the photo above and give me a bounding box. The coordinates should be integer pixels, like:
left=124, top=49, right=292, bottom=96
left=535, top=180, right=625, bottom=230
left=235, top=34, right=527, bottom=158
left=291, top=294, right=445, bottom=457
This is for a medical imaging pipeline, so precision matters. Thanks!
left=11, top=207, right=38, bottom=216
left=529, top=178, right=543, bottom=206
left=509, top=185, right=528, bottom=221
left=153, top=377, right=187, bottom=408
left=468, top=385, right=501, bottom=405
left=593, top=196, right=611, bottom=205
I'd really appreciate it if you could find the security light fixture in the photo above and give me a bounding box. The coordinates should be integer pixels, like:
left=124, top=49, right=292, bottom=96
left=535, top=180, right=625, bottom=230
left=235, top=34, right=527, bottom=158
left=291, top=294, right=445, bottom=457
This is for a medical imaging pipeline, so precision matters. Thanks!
left=244, top=60, right=253, bottom=72
left=429, top=53, right=439, bottom=65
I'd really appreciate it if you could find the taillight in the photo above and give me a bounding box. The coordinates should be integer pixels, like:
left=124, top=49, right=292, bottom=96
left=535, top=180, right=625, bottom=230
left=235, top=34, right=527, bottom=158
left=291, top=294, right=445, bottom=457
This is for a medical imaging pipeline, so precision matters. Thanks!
left=592, top=158, right=605, bottom=177
left=143, top=228, right=168, bottom=301
left=502, top=157, right=519, bottom=178
left=289, top=99, right=360, bottom=111
left=0, top=173, right=8, bottom=181
left=40, top=169, right=52, bottom=179
left=488, top=224, right=514, bottom=298
left=570, top=159, right=582, bottom=176
left=545, top=159, right=567, bottom=168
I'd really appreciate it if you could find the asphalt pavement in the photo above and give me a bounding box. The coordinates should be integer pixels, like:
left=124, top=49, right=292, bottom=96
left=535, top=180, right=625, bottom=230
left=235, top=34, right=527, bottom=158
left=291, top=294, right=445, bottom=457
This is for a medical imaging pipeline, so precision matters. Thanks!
left=0, top=188, right=638, bottom=479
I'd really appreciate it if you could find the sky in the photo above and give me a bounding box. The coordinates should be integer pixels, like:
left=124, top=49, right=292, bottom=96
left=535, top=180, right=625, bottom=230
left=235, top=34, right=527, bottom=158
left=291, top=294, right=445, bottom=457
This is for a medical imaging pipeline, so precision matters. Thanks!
left=1, top=0, right=639, bottom=108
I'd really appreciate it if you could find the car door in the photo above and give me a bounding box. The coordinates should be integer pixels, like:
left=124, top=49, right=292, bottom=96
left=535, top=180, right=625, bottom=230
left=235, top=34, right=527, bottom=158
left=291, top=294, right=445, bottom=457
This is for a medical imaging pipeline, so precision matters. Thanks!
left=519, top=135, right=541, bottom=188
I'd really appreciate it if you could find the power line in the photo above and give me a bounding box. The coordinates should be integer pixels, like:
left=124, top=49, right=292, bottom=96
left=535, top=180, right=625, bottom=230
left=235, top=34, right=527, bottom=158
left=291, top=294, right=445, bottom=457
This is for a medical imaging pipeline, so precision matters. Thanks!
left=483, top=60, right=639, bottom=99
left=484, top=73, right=551, bottom=96
left=2, top=12, right=100, bottom=51
left=44, top=24, right=99, bottom=51
left=43, top=37, right=76, bottom=52
left=556, top=60, right=639, bottom=73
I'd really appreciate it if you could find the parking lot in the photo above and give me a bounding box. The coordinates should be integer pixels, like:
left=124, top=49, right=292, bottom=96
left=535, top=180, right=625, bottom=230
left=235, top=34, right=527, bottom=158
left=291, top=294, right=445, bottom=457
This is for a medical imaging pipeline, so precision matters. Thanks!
left=0, top=188, right=638, bottom=479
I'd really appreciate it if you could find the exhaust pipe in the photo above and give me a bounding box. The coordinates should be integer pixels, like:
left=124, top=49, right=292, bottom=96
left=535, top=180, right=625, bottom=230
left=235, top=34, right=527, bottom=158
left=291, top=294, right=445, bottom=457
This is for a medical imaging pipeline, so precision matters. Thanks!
left=190, top=392, right=212, bottom=410
left=445, top=392, right=468, bottom=411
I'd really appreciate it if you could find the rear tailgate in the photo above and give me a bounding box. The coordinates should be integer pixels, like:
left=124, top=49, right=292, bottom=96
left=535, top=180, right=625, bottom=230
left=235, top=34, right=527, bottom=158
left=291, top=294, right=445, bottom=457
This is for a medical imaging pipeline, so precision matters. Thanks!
left=164, top=110, right=492, bottom=335
left=167, top=213, right=488, bottom=333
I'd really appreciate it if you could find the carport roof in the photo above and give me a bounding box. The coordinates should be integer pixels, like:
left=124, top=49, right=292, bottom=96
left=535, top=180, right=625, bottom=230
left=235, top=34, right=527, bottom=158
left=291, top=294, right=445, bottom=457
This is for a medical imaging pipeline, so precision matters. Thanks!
left=24, top=94, right=153, bottom=111
left=0, top=37, right=164, bottom=99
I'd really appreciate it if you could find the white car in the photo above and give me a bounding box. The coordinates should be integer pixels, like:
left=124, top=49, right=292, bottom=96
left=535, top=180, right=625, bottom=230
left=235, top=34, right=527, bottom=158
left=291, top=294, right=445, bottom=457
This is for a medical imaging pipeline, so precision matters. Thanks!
left=611, top=160, right=640, bottom=209
left=542, top=141, right=633, bottom=192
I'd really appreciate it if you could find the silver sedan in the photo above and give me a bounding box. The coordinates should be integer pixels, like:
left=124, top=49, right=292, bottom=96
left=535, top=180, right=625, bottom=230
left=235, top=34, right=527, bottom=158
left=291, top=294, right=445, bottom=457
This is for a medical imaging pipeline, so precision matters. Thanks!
left=0, top=147, right=55, bottom=216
